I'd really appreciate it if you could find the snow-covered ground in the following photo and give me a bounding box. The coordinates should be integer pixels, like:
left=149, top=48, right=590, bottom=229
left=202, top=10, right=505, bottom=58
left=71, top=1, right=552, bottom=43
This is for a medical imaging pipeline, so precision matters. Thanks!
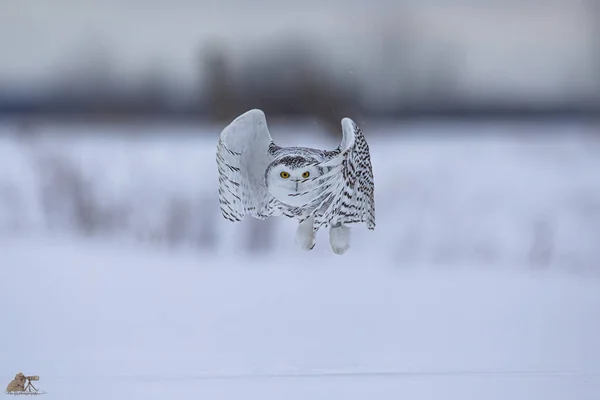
left=1, top=236, right=599, bottom=399
left=1, top=119, right=599, bottom=399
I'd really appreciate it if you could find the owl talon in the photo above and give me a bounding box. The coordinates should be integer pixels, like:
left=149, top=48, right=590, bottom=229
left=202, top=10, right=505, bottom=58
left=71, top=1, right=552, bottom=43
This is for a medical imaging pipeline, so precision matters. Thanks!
left=330, top=223, right=350, bottom=255
left=295, top=233, right=316, bottom=251
left=295, top=215, right=316, bottom=251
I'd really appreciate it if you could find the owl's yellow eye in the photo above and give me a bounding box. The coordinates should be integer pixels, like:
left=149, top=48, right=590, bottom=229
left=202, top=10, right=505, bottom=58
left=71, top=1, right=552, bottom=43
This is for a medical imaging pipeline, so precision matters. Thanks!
left=280, top=171, right=290, bottom=179
left=302, top=171, right=310, bottom=178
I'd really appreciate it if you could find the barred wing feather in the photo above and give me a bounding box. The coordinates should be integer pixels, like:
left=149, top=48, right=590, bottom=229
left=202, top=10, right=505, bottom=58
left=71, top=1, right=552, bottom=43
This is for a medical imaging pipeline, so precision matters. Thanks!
left=216, top=109, right=279, bottom=221
left=310, top=118, right=376, bottom=230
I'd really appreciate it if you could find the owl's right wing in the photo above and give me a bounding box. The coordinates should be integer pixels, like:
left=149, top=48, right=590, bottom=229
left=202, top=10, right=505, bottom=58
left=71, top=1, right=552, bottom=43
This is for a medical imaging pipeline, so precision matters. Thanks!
left=216, top=109, right=281, bottom=221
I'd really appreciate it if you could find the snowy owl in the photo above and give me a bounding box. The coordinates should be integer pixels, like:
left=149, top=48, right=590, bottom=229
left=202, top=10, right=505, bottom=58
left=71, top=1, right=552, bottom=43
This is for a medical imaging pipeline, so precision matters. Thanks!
left=216, top=109, right=375, bottom=254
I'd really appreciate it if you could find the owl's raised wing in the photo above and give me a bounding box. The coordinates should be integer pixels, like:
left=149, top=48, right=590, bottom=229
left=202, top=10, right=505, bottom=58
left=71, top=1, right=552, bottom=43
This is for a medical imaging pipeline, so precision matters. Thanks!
left=216, top=109, right=281, bottom=221
left=308, top=117, right=375, bottom=230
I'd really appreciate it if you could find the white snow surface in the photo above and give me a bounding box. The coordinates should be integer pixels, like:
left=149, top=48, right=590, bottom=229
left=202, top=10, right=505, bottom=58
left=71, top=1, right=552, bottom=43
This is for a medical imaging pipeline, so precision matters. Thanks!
left=1, top=119, right=600, bottom=398
left=1, top=236, right=600, bottom=399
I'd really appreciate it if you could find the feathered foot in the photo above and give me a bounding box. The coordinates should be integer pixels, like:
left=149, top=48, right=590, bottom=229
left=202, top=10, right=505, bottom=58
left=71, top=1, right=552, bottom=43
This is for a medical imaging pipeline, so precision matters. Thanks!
left=295, top=215, right=316, bottom=250
left=329, top=222, right=350, bottom=255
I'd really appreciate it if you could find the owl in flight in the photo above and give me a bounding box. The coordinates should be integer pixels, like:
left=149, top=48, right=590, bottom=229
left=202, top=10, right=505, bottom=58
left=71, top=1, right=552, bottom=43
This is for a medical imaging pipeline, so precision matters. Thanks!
left=216, top=109, right=375, bottom=255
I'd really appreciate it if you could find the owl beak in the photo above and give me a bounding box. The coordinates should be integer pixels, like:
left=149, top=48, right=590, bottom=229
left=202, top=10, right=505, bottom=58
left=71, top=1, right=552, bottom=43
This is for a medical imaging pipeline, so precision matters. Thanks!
left=295, top=181, right=299, bottom=192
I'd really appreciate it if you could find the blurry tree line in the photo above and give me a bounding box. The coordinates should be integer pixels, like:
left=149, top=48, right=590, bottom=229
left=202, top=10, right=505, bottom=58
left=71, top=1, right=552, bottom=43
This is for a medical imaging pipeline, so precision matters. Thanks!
left=1, top=30, right=599, bottom=130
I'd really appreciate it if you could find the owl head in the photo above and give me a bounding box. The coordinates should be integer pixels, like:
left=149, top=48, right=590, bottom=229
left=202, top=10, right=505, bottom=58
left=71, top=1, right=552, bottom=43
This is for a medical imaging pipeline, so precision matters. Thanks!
left=266, top=155, right=323, bottom=207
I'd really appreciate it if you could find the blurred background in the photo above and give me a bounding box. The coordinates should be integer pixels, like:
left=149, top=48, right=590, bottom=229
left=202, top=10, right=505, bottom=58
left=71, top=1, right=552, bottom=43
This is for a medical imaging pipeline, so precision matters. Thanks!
left=0, top=0, right=599, bottom=269
left=2, top=2, right=600, bottom=398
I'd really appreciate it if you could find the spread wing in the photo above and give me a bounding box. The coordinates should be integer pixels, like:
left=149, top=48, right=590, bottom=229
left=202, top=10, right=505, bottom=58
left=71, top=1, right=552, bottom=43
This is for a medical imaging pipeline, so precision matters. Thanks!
left=216, top=109, right=281, bottom=221
left=306, top=117, right=376, bottom=230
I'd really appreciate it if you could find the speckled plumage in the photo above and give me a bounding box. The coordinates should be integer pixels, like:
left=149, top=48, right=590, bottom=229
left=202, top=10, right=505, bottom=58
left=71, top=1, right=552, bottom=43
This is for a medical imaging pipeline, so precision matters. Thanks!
left=216, top=109, right=375, bottom=254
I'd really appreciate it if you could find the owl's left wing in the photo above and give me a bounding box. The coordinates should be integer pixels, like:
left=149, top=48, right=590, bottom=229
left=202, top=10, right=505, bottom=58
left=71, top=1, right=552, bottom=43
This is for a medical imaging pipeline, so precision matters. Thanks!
left=216, top=109, right=282, bottom=221
left=308, top=117, right=375, bottom=230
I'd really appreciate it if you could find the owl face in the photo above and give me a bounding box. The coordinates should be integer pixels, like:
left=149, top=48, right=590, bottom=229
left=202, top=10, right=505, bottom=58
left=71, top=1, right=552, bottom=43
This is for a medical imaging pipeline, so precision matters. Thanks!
left=266, top=156, right=323, bottom=207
